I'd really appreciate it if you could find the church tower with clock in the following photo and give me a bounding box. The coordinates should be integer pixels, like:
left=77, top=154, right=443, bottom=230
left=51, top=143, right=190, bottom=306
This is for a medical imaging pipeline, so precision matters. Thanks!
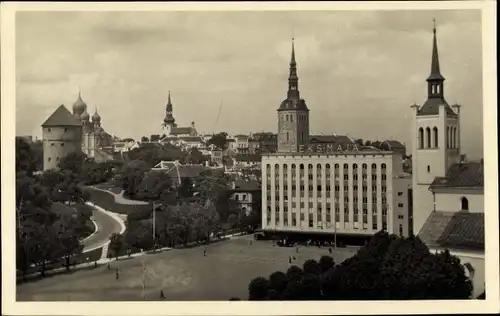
left=277, top=39, right=310, bottom=153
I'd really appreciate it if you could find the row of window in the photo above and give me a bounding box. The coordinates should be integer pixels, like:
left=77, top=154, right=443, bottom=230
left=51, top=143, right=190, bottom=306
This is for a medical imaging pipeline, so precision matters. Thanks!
left=268, top=184, right=388, bottom=191
left=269, top=174, right=388, bottom=182
left=418, top=126, right=458, bottom=149
left=267, top=163, right=388, bottom=170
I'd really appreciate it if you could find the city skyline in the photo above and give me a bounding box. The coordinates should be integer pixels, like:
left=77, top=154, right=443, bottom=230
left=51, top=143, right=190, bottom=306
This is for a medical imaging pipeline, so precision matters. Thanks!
left=16, top=10, right=483, bottom=158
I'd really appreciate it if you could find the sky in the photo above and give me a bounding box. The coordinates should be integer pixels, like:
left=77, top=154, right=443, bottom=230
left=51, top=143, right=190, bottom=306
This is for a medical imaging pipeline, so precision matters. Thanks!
left=15, top=10, right=483, bottom=158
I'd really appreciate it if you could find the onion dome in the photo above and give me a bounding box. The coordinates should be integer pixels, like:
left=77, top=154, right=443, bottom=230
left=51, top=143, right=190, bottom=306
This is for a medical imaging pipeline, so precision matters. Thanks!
left=81, top=110, right=90, bottom=121
left=92, top=108, right=101, bottom=122
left=72, top=92, right=87, bottom=115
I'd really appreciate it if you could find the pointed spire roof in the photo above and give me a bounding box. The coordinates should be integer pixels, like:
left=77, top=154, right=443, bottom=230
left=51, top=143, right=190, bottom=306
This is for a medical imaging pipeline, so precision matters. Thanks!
left=427, top=19, right=445, bottom=81
left=167, top=90, right=172, bottom=105
left=290, top=38, right=296, bottom=65
left=42, top=105, right=83, bottom=127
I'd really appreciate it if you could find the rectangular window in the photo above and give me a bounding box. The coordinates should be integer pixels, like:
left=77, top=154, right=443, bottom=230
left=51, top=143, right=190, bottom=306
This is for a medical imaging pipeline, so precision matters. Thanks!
left=300, top=213, right=305, bottom=220
left=397, top=192, right=403, bottom=196
left=398, top=215, right=404, bottom=219
left=309, top=220, right=313, bottom=228
left=292, top=218, right=297, bottom=226
left=398, top=203, right=404, bottom=208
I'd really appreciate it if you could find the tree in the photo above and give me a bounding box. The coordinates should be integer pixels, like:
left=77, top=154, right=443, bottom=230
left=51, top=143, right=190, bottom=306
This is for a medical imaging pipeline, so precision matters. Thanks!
left=319, top=255, right=335, bottom=273
left=186, top=147, right=207, bottom=164
left=364, top=140, right=372, bottom=146
left=303, top=259, right=321, bottom=275
left=354, top=139, right=364, bottom=146
left=269, top=271, right=288, bottom=295
left=58, top=151, right=86, bottom=174
left=52, top=216, right=84, bottom=271
left=177, top=177, right=194, bottom=200
left=248, top=277, right=270, bottom=300
left=207, top=132, right=228, bottom=150
left=109, top=233, right=125, bottom=259
left=141, top=136, right=149, bottom=143
left=249, top=232, right=473, bottom=301
left=16, top=137, right=37, bottom=176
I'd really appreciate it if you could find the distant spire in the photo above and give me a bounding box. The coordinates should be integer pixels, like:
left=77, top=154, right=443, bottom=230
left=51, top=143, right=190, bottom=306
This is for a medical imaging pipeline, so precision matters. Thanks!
left=287, top=38, right=299, bottom=99
left=167, top=90, right=172, bottom=105
left=427, top=18, right=444, bottom=81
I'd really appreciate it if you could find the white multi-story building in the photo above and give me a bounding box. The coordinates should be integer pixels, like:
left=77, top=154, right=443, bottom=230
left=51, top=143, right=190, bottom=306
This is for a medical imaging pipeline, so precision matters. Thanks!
left=260, top=39, right=412, bottom=239
left=261, top=150, right=412, bottom=237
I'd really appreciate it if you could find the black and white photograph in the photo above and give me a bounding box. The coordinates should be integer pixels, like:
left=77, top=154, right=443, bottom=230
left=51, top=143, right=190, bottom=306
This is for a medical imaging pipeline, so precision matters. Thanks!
left=1, top=1, right=498, bottom=315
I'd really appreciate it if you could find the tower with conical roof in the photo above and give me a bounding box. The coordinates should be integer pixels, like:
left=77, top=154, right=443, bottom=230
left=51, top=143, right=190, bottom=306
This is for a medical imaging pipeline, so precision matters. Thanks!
left=411, top=20, right=461, bottom=234
left=163, top=91, right=177, bottom=135
left=277, top=39, right=310, bottom=153
left=41, top=105, right=83, bottom=170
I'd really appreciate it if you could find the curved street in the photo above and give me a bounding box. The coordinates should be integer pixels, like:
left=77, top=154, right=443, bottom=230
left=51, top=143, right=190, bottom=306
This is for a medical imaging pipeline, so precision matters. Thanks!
left=82, top=207, right=123, bottom=253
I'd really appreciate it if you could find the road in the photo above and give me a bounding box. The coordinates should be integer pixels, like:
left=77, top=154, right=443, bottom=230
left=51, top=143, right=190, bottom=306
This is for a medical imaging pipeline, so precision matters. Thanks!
left=82, top=207, right=123, bottom=252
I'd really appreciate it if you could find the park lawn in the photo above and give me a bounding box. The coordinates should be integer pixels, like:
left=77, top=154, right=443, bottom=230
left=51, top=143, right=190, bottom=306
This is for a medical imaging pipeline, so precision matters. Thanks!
left=86, top=187, right=151, bottom=215
left=16, top=235, right=357, bottom=301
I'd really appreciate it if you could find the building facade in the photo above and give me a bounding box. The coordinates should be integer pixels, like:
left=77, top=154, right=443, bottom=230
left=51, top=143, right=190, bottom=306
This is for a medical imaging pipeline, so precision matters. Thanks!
left=261, top=39, right=411, bottom=240
left=71, top=92, right=107, bottom=160
left=411, top=23, right=461, bottom=234
left=41, top=105, right=83, bottom=170
left=261, top=153, right=411, bottom=237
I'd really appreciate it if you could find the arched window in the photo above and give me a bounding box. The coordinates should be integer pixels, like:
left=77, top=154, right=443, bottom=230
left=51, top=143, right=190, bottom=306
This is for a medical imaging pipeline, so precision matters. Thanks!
left=291, top=164, right=296, bottom=169
left=461, top=197, right=469, bottom=211
left=343, top=163, right=348, bottom=170
left=433, top=127, right=438, bottom=148
left=453, top=126, right=457, bottom=149
left=426, top=127, right=431, bottom=148
left=353, top=164, right=358, bottom=170
left=436, top=85, right=440, bottom=94
left=308, top=164, right=313, bottom=170
left=334, top=164, right=339, bottom=169
left=275, top=164, right=279, bottom=170
left=283, top=164, right=288, bottom=170
left=447, top=126, right=451, bottom=148
left=371, top=163, right=377, bottom=169
left=300, top=164, right=304, bottom=170
left=362, top=163, right=367, bottom=169
left=317, top=164, right=322, bottom=170
left=325, top=163, right=330, bottom=169
left=418, top=128, right=424, bottom=149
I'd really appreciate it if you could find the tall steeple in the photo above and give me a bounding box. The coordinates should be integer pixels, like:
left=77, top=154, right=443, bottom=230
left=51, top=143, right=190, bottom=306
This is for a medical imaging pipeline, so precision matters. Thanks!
left=163, top=90, right=176, bottom=128
left=426, top=19, right=445, bottom=99
left=287, top=38, right=300, bottom=100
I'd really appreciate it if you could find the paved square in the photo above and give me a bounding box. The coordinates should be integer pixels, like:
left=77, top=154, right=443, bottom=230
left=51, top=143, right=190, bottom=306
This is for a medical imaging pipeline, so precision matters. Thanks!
left=17, top=235, right=357, bottom=301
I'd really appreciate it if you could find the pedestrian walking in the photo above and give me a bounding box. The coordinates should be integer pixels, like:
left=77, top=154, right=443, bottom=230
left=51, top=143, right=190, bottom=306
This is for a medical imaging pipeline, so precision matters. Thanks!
left=288, top=256, right=292, bottom=264
left=328, top=248, right=332, bottom=254
left=296, top=246, right=299, bottom=253
left=203, top=248, right=206, bottom=257
left=107, top=263, right=111, bottom=270
left=115, top=268, right=119, bottom=280
left=160, top=289, right=165, bottom=299
left=94, top=261, right=98, bottom=268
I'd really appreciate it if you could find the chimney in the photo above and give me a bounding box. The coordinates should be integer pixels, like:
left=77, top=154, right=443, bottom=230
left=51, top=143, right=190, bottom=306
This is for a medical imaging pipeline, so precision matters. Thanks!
left=191, top=121, right=195, bottom=128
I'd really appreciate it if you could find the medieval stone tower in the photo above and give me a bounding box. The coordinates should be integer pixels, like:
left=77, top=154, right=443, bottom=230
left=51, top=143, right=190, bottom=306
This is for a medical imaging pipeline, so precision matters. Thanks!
left=41, top=105, right=83, bottom=171
left=411, top=21, right=461, bottom=233
left=277, top=39, right=310, bottom=153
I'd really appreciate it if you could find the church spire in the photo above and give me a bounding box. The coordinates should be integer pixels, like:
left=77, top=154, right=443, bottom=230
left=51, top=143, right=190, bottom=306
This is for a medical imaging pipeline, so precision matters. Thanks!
left=287, top=38, right=299, bottom=99
left=426, top=19, right=445, bottom=99
left=163, top=90, right=175, bottom=127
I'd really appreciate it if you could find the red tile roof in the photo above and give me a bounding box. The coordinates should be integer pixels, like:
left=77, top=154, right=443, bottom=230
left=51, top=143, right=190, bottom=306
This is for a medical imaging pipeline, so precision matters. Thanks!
left=42, top=105, right=82, bottom=127
left=418, top=211, right=484, bottom=251
left=430, top=162, right=484, bottom=189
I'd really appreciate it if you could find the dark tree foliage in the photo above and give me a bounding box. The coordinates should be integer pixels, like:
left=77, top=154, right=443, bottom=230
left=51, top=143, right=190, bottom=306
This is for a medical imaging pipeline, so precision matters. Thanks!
left=248, top=277, right=270, bottom=301
left=248, top=232, right=473, bottom=300
left=207, top=132, right=228, bottom=150
left=58, top=151, right=86, bottom=175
